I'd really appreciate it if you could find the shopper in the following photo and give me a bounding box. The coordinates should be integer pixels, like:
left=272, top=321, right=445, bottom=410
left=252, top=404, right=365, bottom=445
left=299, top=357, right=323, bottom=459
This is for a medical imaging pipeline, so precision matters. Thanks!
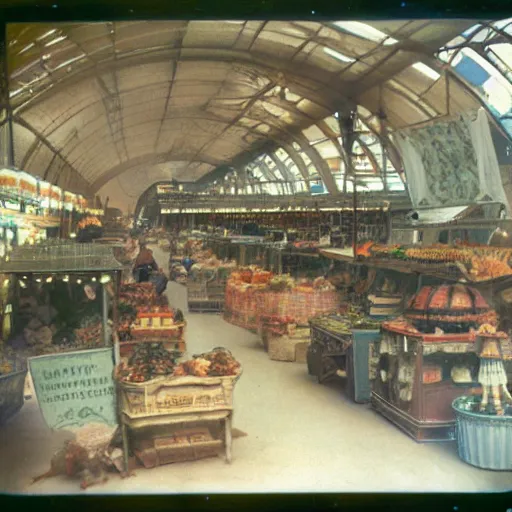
left=133, top=243, right=158, bottom=283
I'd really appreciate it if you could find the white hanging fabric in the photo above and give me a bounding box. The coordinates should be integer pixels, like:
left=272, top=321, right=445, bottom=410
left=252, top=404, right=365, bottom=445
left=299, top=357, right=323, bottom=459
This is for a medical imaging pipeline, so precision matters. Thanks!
left=469, top=108, right=510, bottom=213
left=394, top=132, right=429, bottom=206
left=394, top=108, right=509, bottom=213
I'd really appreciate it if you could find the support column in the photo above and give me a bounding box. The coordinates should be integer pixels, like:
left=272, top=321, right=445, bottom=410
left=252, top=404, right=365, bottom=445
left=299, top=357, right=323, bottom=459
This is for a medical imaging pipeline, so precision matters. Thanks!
left=338, top=106, right=358, bottom=259
left=0, top=22, right=15, bottom=168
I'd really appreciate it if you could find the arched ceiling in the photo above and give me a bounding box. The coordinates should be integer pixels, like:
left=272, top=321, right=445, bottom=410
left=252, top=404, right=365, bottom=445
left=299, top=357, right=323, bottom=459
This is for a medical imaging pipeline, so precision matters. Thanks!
left=6, top=20, right=479, bottom=210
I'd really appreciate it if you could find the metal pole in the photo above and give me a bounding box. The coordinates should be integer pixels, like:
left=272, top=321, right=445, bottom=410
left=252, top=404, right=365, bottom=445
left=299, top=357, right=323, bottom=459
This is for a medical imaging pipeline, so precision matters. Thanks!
left=102, top=282, right=110, bottom=347
left=0, top=22, right=15, bottom=168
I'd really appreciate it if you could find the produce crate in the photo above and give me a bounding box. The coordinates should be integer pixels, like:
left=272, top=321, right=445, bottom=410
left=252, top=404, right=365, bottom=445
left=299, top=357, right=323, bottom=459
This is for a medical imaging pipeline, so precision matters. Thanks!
left=116, top=371, right=242, bottom=421
left=119, top=339, right=186, bottom=359
left=268, top=329, right=310, bottom=363
left=131, top=321, right=186, bottom=341
left=0, top=370, right=27, bottom=424
left=134, top=428, right=222, bottom=467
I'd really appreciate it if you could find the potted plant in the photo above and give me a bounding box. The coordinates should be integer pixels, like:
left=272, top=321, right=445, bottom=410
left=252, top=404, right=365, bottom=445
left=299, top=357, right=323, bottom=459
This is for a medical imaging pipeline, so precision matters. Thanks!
left=452, top=324, right=512, bottom=470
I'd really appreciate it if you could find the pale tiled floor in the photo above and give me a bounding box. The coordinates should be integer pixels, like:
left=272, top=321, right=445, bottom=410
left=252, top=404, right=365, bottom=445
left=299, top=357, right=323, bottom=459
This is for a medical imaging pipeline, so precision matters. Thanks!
left=0, top=246, right=510, bottom=494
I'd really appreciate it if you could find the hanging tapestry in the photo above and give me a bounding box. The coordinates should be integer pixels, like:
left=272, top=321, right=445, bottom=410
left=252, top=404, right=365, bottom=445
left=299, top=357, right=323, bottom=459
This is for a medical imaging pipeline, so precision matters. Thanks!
left=395, top=109, right=510, bottom=212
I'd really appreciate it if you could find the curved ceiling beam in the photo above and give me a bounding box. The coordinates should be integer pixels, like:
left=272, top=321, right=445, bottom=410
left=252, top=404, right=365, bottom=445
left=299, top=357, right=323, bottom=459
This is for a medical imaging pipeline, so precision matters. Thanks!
left=90, top=152, right=222, bottom=192
left=13, top=48, right=349, bottom=116
left=13, top=116, right=90, bottom=193
left=279, top=142, right=312, bottom=191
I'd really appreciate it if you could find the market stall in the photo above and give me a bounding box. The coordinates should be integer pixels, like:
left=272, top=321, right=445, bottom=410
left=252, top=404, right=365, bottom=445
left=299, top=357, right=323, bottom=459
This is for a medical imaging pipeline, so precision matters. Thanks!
left=115, top=346, right=242, bottom=470
left=117, top=281, right=186, bottom=357
left=0, top=241, right=123, bottom=426
left=307, top=307, right=381, bottom=403
left=224, top=268, right=341, bottom=332
left=370, top=284, right=499, bottom=442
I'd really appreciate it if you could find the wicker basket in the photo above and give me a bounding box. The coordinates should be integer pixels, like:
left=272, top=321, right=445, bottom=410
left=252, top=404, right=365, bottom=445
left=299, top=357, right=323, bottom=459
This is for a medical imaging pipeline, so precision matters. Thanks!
left=116, top=370, right=242, bottom=419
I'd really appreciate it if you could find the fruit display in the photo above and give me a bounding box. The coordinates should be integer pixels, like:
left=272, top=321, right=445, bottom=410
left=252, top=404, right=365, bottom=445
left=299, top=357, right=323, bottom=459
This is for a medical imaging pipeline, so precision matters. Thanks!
left=405, top=284, right=498, bottom=333
left=469, top=256, right=512, bottom=281
left=119, top=282, right=158, bottom=308
left=77, top=216, right=102, bottom=230
left=358, top=242, right=512, bottom=282
left=73, top=320, right=103, bottom=349
left=229, top=267, right=273, bottom=287
left=311, top=306, right=381, bottom=334
left=268, top=274, right=295, bottom=291
left=117, top=347, right=240, bottom=383
left=175, top=349, right=241, bottom=378
left=117, top=343, right=178, bottom=383
left=312, top=277, right=335, bottom=291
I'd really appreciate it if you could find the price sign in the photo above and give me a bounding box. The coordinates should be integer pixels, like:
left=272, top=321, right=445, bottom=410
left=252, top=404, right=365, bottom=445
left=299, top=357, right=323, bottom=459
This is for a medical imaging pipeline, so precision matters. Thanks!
left=29, top=348, right=117, bottom=430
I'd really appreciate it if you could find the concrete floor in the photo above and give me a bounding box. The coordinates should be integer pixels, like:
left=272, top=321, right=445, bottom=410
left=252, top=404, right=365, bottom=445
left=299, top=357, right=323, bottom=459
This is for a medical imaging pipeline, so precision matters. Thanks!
left=1, top=246, right=511, bottom=494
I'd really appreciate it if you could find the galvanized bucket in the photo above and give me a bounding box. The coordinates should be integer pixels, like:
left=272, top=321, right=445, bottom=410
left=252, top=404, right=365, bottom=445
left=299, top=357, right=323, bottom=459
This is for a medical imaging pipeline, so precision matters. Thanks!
left=452, top=396, right=512, bottom=471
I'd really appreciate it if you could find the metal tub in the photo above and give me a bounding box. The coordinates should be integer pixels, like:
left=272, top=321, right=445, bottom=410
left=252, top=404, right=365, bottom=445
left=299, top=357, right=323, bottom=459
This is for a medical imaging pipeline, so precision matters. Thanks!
left=453, top=396, right=512, bottom=471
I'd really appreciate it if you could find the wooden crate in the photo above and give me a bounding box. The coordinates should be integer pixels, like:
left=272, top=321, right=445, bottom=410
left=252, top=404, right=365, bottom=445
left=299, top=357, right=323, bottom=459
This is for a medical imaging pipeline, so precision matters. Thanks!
left=131, top=321, right=186, bottom=341
left=119, top=339, right=186, bottom=359
left=116, top=372, right=242, bottom=420
left=134, top=428, right=221, bottom=466
left=268, top=329, right=310, bottom=363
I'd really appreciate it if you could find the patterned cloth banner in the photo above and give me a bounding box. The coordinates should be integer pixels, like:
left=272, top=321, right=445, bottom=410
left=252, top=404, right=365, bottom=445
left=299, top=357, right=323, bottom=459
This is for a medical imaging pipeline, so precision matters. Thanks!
left=395, top=108, right=509, bottom=212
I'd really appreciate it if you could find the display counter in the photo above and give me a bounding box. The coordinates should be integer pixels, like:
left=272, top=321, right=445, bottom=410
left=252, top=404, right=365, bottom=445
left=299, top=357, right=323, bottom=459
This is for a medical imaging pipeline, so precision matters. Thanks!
left=308, top=312, right=381, bottom=403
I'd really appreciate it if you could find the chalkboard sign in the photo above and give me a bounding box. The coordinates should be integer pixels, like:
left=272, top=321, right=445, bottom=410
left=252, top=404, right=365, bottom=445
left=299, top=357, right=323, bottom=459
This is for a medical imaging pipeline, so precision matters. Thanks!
left=29, top=348, right=117, bottom=430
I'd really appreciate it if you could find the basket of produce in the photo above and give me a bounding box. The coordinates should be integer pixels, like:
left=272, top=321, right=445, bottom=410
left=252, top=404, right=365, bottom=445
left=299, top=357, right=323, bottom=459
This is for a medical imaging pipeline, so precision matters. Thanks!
left=115, top=347, right=242, bottom=419
left=119, top=282, right=159, bottom=308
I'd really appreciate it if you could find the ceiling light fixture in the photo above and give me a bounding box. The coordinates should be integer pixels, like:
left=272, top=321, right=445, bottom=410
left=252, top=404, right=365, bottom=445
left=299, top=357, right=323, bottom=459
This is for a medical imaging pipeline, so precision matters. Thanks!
left=323, top=47, right=356, bottom=63
left=332, top=21, right=398, bottom=45
left=411, top=62, right=441, bottom=81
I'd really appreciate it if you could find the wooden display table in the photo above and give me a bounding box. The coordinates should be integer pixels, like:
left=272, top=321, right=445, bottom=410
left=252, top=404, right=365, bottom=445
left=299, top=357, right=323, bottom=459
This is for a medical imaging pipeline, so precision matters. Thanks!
left=116, top=371, right=242, bottom=470
left=308, top=316, right=381, bottom=403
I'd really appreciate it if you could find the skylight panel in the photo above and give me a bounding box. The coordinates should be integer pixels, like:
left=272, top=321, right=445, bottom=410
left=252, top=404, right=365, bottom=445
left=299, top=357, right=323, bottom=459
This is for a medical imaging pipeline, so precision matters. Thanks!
left=462, top=24, right=481, bottom=38
left=45, top=35, right=67, bottom=47
left=332, top=21, right=398, bottom=45
left=36, top=29, right=57, bottom=42
left=323, top=47, right=356, bottom=63
left=493, top=18, right=512, bottom=31
left=411, top=62, right=441, bottom=81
